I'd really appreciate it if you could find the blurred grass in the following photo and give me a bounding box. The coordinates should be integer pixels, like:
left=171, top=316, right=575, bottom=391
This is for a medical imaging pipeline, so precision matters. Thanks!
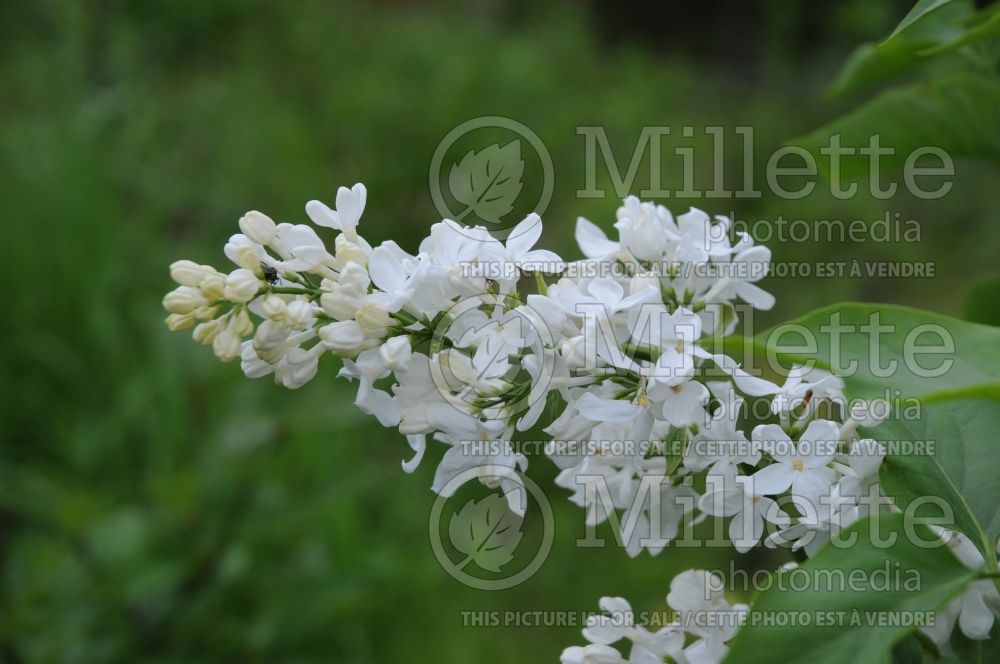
left=1, top=1, right=997, bottom=662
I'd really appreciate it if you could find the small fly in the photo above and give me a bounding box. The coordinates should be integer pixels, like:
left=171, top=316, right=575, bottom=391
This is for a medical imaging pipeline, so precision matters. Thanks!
left=261, top=263, right=280, bottom=285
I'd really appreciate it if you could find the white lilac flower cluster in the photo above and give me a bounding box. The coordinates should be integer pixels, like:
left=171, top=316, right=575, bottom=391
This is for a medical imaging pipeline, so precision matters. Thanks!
left=562, top=570, right=747, bottom=664
left=163, top=183, right=996, bottom=662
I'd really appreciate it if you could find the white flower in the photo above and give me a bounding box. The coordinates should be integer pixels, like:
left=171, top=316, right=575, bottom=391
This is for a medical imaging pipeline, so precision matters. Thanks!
left=700, top=475, right=788, bottom=552
left=771, top=364, right=845, bottom=418
left=560, top=644, right=626, bottom=664
left=922, top=531, right=1000, bottom=645
left=425, top=405, right=527, bottom=514
left=275, top=223, right=332, bottom=272
left=305, top=182, right=366, bottom=240
left=339, top=346, right=400, bottom=426
left=667, top=569, right=747, bottom=661
left=274, top=346, right=321, bottom=389
left=633, top=305, right=701, bottom=387
left=574, top=216, right=620, bottom=260
left=750, top=420, right=840, bottom=505
left=614, top=196, right=672, bottom=262
left=581, top=596, right=687, bottom=663
left=487, top=213, right=566, bottom=275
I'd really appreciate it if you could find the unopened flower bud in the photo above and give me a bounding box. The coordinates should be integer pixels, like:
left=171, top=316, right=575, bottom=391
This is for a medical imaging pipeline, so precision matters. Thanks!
left=192, top=305, right=219, bottom=321
left=170, top=260, right=218, bottom=287
left=254, top=319, right=291, bottom=351
left=261, top=294, right=288, bottom=320
left=234, top=244, right=262, bottom=271
left=335, top=235, right=370, bottom=267
left=559, top=335, right=587, bottom=369
left=355, top=301, right=391, bottom=336
left=379, top=335, right=412, bottom=370
left=163, top=286, right=208, bottom=315
left=239, top=210, right=277, bottom=245
left=320, top=287, right=361, bottom=320
left=164, top=313, right=194, bottom=331
left=200, top=273, right=226, bottom=300
left=230, top=308, right=254, bottom=337
left=240, top=341, right=273, bottom=379
left=193, top=319, right=221, bottom=345
left=285, top=298, right=314, bottom=329
left=338, top=262, right=371, bottom=294
left=276, top=347, right=320, bottom=389
left=212, top=328, right=241, bottom=361
left=224, top=268, right=261, bottom=303
left=319, top=320, right=366, bottom=355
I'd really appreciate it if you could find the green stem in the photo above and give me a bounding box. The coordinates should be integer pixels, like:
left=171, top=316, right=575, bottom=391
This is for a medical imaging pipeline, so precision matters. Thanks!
left=533, top=271, right=548, bottom=296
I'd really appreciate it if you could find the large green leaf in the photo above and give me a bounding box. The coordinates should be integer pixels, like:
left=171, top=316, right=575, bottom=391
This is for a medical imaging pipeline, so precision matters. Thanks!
left=828, top=0, right=975, bottom=98
left=963, top=277, right=1000, bottom=326
left=870, top=396, right=1000, bottom=568
left=733, top=302, right=1000, bottom=402
left=794, top=74, right=1000, bottom=182
left=724, top=514, right=977, bottom=664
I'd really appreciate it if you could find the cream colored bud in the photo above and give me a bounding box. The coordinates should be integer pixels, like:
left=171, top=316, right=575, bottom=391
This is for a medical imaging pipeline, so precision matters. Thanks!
left=163, top=286, right=207, bottom=315
left=254, top=319, right=290, bottom=351
left=193, top=319, right=221, bottom=345
left=320, top=287, right=361, bottom=320
left=170, top=260, right=218, bottom=287
left=200, top=273, right=226, bottom=300
left=318, top=320, right=366, bottom=355
left=338, top=262, right=371, bottom=293
left=261, top=294, right=288, bottom=320
left=335, top=235, right=370, bottom=267
left=239, top=210, right=277, bottom=245
left=230, top=308, right=254, bottom=337
left=192, top=305, right=220, bottom=321
left=224, top=268, right=261, bottom=303
left=355, top=301, right=391, bottom=336
left=212, top=328, right=241, bottom=361
left=234, top=244, right=262, bottom=271
left=165, top=313, right=194, bottom=331
left=285, top=299, right=314, bottom=329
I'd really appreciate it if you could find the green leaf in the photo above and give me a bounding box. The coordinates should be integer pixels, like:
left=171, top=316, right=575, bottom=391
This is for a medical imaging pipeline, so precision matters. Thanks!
left=448, top=141, right=524, bottom=225
left=871, top=395, right=1000, bottom=568
left=828, top=0, right=974, bottom=98
left=942, top=624, right=1000, bottom=663
left=447, top=491, right=523, bottom=573
left=737, top=302, right=1000, bottom=402
left=891, top=0, right=970, bottom=40
left=921, top=6, right=1000, bottom=57
left=963, top=277, right=1000, bottom=326
left=724, top=514, right=977, bottom=664
left=794, top=74, right=1000, bottom=182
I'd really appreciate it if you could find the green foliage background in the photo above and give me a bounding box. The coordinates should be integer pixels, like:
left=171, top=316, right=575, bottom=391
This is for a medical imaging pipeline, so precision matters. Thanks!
left=1, top=0, right=997, bottom=661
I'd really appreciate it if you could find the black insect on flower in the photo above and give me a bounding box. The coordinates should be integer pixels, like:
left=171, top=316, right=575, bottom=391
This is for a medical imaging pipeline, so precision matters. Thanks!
left=261, top=262, right=280, bottom=285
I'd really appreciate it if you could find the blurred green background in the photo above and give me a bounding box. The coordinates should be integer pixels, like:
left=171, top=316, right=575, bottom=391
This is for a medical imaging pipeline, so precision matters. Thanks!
left=2, top=1, right=998, bottom=662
